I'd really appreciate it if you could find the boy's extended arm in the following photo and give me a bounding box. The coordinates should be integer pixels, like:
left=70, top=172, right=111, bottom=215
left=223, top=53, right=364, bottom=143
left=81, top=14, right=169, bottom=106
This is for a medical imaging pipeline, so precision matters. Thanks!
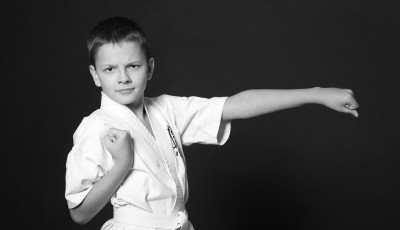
left=222, top=87, right=359, bottom=121
left=69, top=128, right=134, bottom=225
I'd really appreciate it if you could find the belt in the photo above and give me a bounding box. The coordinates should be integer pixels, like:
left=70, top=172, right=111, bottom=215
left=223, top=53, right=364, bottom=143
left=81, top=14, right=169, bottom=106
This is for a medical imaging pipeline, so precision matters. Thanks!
left=113, top=207, right=188, bottom=229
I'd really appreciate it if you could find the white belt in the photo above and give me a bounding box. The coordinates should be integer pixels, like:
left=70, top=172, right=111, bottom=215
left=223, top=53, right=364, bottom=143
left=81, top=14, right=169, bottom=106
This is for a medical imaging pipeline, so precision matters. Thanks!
left=113, top=207, right=188, bottom=229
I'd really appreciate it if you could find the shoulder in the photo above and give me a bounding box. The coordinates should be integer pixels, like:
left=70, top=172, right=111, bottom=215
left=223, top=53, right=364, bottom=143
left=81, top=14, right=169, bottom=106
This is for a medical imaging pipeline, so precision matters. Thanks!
left=72, top=109, right=107, bottom=145
left=144, top=94, right=190, bottom=126
left=146, top=94, right=185, bottom=106
left=69, top=109, right=112, bottom=169
left=145, top=94, right=188, bottom=112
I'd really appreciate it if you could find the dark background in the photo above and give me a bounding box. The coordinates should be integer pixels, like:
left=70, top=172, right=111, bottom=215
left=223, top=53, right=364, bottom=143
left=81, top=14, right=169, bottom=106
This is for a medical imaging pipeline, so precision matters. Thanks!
left=4, top=0, right=399, bottom=229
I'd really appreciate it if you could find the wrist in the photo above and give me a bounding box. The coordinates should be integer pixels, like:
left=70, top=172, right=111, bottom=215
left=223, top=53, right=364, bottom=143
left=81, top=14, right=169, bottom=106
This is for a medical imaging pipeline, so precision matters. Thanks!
left=309, top=87, right=324, bottom=105
left=113, top=159, right=133, bottom=171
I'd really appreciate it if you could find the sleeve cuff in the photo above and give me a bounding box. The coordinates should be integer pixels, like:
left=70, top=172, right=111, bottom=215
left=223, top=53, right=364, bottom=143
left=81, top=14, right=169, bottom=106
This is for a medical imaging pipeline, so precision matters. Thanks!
left=212, top=97, right=231, bottom=145
left=216, top=120, right=231, bottom=145
left=65, top=186, right=92, bottom=209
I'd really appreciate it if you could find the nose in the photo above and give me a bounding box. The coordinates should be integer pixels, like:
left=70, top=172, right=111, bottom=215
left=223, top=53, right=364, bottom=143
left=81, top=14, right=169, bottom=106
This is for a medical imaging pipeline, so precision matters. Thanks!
left=118, top=69, right=131, bottom=84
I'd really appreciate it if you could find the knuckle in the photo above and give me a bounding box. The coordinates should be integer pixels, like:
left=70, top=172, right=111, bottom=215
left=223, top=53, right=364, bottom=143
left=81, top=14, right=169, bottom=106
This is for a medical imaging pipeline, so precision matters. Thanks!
left=122, top=130, right=129, bottom=136
left=345, top=94, right=353, bottom=100
left=109, top=127, right=119, bottom=134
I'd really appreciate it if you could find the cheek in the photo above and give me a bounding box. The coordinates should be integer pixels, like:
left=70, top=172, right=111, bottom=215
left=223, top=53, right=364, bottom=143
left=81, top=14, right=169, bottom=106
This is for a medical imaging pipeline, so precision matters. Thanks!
left=131, top=71, right=148, bottom=85
left=98, top=75, right=115, bottom=88
left=136, top=75, right=148, bottom=91
left=138, top=78, right=148, bottom=89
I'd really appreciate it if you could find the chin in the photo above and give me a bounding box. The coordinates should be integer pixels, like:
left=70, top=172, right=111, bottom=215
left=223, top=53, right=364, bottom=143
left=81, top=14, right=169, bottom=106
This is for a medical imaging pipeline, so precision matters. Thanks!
left=117, top=95, right=142, bottom=106
left=117, top=98, right=136, bottom=105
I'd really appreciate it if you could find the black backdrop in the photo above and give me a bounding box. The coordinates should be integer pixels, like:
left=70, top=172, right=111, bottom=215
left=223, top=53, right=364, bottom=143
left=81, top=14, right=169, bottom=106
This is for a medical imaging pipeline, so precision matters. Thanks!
left=4, top=0, right=399, bottom=229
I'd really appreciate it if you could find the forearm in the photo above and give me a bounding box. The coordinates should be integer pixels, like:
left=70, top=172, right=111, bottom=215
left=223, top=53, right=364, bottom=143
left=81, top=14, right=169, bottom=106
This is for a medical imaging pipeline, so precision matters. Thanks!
left=69, top=162, right=131, bottom=224
left=223, top=87, right=321, bottom=121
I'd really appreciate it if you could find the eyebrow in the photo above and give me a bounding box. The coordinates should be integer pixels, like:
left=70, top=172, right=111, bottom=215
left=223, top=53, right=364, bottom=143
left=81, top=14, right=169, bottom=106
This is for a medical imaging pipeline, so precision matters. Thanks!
left=125, top=61, right=142, bottom=65
left=107, top=60, right=142, bottom=65
left=100, top=64, right=117, bottom=69
left=100, top=61, right=142, bottom=67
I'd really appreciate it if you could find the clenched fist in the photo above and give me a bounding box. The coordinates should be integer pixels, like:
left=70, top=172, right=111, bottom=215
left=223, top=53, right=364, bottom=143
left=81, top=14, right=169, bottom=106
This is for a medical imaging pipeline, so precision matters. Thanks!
left=316, top=87, right=360, bottom=117
left=103, top=127, right=135, bottom=168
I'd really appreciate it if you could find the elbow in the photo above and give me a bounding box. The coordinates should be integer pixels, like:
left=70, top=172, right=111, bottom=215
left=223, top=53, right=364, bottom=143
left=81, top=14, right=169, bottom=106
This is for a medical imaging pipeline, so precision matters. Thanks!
left=71, top=216, right=89, bottom=225
left=69, top=208, right=91, bottom=225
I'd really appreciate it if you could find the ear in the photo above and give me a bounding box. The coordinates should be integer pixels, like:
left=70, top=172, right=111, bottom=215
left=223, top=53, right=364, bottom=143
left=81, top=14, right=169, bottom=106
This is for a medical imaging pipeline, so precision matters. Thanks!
left=89, top=65, right=102, bottom=87
left=147, top=58, right=155, bottom=81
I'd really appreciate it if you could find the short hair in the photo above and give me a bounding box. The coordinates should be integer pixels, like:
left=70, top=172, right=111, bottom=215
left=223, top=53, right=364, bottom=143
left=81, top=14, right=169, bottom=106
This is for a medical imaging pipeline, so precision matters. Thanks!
left=86, top=16, right=151, bottom=66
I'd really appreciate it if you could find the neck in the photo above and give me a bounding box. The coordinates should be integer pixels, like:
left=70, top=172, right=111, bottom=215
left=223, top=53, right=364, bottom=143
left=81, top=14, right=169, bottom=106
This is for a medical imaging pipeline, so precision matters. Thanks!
left=127, top=98, right=146, bottom=122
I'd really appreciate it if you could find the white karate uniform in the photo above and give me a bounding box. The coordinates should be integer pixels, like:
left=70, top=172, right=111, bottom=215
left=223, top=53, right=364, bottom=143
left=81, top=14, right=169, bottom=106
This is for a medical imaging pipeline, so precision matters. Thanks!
left=65, top=92, right=231, bottom=230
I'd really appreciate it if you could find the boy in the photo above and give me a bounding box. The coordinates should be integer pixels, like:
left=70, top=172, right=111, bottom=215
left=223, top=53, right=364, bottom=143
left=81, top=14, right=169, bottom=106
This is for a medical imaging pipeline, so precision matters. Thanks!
left=65, top=16, right=359, bottom=230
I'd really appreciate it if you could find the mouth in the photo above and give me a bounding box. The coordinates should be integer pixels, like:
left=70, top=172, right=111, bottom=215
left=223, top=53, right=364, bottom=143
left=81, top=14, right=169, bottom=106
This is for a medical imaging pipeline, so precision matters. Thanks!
left=116, top=88, right=135, bottom=94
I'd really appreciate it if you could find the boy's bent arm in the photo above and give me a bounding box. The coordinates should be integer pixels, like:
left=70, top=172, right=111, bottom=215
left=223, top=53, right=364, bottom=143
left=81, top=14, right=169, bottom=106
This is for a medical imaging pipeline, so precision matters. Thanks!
left=69, top=161, right=131, bottom=224
left=222, top=87, right=359, bottom=121
left=70, top=128, right=134, bottom=224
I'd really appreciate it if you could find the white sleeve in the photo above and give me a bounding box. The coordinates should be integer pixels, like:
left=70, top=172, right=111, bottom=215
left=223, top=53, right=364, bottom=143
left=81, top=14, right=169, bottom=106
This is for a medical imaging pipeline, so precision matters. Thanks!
left=165, top=95, right=231, bottom=146
left=64, top=118, right=112, bottom=209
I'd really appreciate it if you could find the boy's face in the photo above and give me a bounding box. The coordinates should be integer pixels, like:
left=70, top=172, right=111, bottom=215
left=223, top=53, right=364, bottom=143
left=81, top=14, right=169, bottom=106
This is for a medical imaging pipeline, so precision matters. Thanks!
left=89, top=41, right=154, bottom=108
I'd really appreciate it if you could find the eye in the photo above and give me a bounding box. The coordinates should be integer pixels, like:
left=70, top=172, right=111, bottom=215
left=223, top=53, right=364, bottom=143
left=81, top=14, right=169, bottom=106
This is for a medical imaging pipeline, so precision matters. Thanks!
left=104, top=67, right=114, bottom=72
left=128, top=64, right=140, bottom=70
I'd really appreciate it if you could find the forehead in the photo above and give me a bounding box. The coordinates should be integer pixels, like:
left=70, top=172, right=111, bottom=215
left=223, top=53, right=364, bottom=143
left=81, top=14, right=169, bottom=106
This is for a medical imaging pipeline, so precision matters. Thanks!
left=95, top=41, right=145, bottom=65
